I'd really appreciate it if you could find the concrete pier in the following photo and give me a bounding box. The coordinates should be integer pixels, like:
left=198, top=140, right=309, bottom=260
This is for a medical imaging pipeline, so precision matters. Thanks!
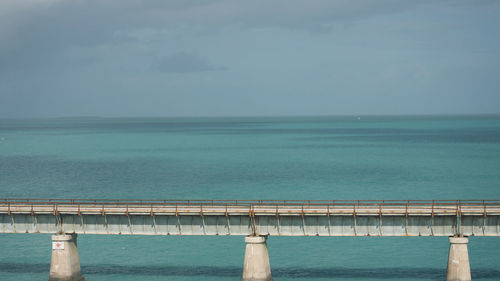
left=242, top=236, right=273, bottom=281
left=446, top=237, right=471, bottom=281
left=49, top=234, right=84, bottom=281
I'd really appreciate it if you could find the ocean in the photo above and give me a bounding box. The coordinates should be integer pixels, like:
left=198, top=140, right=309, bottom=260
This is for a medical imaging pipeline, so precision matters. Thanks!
left=0, top=115, right=499, bottom=280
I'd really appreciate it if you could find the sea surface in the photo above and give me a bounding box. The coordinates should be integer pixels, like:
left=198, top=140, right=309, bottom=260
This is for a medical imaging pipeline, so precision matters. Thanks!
left=0, top=115, right=499, bottom=281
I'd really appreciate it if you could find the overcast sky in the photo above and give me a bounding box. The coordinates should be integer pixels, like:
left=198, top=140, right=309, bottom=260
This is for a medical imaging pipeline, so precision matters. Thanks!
left=0, top=0, right=499, bottom=118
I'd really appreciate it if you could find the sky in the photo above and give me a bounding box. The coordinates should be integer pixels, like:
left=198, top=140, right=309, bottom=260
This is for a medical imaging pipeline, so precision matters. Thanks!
left=0, top=0, right=499, bottom=118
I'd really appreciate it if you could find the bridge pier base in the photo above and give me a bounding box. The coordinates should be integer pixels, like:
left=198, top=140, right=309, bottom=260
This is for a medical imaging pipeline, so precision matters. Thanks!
left=49, top=234, right=84, bottom=281
left=446, top=237, right=471, bottom=281
left=242, top=236, right=273, bottom=281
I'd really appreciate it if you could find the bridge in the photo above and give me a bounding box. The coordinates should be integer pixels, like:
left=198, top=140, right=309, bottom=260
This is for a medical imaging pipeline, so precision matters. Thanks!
left=1, top=199, right=499, bottom=281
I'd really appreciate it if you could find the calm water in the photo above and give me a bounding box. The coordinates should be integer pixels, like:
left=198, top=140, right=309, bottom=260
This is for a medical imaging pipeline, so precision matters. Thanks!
left=1, top=115, right=499, bottom=280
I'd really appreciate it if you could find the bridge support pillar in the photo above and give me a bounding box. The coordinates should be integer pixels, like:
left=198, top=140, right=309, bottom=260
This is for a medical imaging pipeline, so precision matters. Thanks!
left=242, top=236, right=272, bottom=281
left=49, top=234, right=84, bottom=281
left=446, top=237, right=471, bottom=281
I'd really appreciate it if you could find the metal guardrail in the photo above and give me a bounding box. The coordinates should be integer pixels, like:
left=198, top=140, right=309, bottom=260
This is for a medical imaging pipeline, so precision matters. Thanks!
left=1, top=198, right=500, bottom=207
left=3, top=199, right=500, bottom=223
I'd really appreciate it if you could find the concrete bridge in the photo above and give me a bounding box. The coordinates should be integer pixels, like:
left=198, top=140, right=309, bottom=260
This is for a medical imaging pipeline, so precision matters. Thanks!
left=1, top=199, right=500, bottom=281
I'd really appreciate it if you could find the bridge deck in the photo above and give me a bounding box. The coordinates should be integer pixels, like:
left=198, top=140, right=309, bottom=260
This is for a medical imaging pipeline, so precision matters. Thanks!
left=1, top=199, right=499, bottom=236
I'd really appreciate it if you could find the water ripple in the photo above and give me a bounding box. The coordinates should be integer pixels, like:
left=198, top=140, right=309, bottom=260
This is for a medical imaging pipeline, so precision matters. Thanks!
left=0, top=263, right=499, bottom=279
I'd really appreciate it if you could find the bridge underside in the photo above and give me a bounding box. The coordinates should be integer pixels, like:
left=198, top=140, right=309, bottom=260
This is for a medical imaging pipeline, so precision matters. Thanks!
left=1, top=214, right=499, bottom=236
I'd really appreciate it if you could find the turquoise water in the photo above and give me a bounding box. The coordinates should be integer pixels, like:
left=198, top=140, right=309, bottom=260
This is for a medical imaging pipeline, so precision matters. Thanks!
left=0, top=115, right=499, bottom=280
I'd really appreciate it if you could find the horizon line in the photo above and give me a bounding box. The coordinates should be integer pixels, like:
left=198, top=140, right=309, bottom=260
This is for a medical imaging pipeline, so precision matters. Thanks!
left=2, top=112, right=500, bottom=120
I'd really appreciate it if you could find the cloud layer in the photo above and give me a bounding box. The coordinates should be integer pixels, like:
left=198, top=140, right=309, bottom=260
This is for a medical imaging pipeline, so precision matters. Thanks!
left=0, top=0, right=499, bottom=117
left=152, top=52, right=226, bottom=73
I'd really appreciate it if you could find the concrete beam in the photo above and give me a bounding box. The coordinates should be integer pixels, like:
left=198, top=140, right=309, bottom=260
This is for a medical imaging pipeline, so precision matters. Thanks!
left=2, top=213, right=500, bottom=236
left=242, top=236, right=272, bottom=281
left=446, top=237, right=471, bottom=281
left=49, top=234, right=84, bottom=281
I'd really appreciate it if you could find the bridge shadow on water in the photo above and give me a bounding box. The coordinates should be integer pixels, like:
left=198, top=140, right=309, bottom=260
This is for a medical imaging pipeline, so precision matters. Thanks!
left=0, top=263, right=499, bottom=280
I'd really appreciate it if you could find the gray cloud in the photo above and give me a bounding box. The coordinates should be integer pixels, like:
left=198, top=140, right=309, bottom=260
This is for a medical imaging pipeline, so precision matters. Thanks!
left=0, top=0, right=499, bottom=117
left=2, top=0, right=499, bottom=49
left=0, top=0, right=424, bottom=74
left=0, top=0, right=437, bottom=52
left=152, top=52, right=226, bottom=73
left=1, top=0, right=497, bottom=67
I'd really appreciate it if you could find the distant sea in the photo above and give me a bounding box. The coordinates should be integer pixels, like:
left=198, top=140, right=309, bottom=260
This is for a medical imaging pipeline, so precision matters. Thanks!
left=1, top=115, right=499, bottom=281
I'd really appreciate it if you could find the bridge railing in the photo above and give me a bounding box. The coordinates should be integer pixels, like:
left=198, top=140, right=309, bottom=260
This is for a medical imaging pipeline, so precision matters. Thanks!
left=1, top=199, right=500, bottom=219
left=1, top=198, right=500, bottom=208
